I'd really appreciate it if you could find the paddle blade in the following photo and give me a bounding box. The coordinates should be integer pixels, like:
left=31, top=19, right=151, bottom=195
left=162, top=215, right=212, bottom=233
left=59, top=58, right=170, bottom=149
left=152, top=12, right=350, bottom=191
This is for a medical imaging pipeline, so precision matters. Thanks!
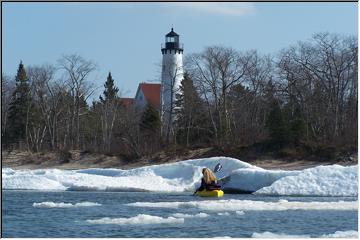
left=213, top=163, right=222, bottom=173
left=218, top=175, right=231, bottom=186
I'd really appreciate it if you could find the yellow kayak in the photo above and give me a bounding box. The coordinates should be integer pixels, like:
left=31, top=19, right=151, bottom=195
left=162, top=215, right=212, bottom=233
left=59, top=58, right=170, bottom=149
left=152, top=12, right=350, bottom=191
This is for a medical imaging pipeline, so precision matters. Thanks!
left=195, top=189, right=224, bottom=198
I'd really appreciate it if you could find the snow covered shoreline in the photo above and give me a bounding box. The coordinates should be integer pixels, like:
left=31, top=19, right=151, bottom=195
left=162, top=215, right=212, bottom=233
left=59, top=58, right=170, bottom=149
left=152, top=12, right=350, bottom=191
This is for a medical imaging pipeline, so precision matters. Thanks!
left=2, top=156, right=358, bottom=196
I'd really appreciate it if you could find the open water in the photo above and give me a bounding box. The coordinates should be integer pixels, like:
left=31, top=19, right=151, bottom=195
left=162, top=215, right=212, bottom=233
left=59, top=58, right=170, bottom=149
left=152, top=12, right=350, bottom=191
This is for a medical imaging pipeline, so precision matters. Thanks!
left=2, top=190, right=358, bottom=238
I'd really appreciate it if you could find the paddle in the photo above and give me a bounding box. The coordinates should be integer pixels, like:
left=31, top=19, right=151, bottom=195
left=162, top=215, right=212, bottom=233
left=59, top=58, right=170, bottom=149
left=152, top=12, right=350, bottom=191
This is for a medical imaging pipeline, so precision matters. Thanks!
left=213, top=163, right=222, bottom=173
left=193, top=163, right=222, bottom=196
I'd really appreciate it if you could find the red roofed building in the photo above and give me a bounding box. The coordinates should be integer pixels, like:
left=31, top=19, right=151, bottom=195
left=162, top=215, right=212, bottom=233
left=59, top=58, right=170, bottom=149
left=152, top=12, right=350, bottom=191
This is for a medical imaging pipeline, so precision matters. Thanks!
left=119, top=98, right=135, bottom=108
left=135, top=83, right=161, bottom=109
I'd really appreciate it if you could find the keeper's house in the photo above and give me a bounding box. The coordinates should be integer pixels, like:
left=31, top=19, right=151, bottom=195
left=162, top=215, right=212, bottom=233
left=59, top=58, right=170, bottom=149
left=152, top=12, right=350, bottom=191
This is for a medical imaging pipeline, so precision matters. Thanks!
left=119, top=83, right=161, bottom=110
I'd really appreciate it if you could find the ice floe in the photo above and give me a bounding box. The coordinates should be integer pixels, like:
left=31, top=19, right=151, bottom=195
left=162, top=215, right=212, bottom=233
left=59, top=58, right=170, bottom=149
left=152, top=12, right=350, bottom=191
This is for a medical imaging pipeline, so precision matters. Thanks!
left=33, top=201, right=101, bottom=208
left=321, top=230, right=358, bottom=238
left=171, top=212, right=209, bottom=218
left=126, top=199, right=358, bottom=211
left=251, top=231, right=309, bottom=238
left=217, top=212, right=230, bottom=216
left=235, top=211, right=245, bottom=215
left=251, top=230, right=358, bottom=238
left=86, top=214, right=184, bottom=225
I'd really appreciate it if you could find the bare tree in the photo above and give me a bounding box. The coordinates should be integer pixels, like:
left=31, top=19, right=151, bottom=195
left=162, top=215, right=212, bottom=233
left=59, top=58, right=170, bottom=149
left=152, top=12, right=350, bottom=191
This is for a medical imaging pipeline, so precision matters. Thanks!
left=27, top=65, right=67, bottom=150
left=100, top=99, right=120, bottom=152
left=1, top=74, right=15, bottom=138
left=277, top=33, right=357, bottom=145
left=228, top=51, right=274, bottom=145
left=58, top=54, right=96, bottom=149
left=186, top=46, right=251, bottom=145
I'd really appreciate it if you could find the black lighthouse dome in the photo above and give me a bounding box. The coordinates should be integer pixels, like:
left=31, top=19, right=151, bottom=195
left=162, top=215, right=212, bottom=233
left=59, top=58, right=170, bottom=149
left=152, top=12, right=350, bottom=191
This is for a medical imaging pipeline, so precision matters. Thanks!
left=162, top=28, right=183, bottom=54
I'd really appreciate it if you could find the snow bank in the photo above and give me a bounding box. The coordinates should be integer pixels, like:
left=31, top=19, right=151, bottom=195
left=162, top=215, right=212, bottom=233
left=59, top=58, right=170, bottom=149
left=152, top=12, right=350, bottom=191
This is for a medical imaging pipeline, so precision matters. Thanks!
left=33, top=201, right=101, bottom=208
left=2, top=156, right=358, bottom=196
left=251, top=230, right=358, bottom=238
left=127, top=199, right=357, bottom=211
left=255, top=165, right=358, bottom=196
left=86, top=214, right=184, bottom=225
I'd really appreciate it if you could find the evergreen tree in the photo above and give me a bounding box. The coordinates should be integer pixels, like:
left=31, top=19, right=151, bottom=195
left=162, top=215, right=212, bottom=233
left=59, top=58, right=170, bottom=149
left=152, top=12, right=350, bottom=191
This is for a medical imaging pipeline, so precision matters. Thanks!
left=6, top=61, right=31, bottom=146
left=100, top=72, right=119, bottom=103
left=98, top=72, right=120, bottom=152
left=140, top=104, right=160, bottom=133
left=266, top=101, right=287, bottom=146
left=83, top=101, right=103, bottom=152
left=175, top=73, right=207, bottom=146
left=288, top=106, right=306, bottom=145
left=139, top=103, right=161, bottom=154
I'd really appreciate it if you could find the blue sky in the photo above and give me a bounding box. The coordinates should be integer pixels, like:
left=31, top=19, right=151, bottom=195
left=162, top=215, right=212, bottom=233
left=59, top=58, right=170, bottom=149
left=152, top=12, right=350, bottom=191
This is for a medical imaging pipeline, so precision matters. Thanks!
left=2, top=2, right=357, bottom=99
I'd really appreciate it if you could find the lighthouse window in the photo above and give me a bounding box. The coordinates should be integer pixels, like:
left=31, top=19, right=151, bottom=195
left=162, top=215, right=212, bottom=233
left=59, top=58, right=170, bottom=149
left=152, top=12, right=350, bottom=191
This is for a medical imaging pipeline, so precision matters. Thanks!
left=167, top=37, right=175, bottom=42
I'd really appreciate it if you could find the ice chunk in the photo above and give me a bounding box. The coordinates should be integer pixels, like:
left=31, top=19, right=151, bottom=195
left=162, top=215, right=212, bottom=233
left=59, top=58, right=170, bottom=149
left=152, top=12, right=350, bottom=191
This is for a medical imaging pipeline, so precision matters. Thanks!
left=256, top=165, right=358, bottom=196
left=321, top=230, right=358, bottom=238
left=86, top=214, right=184, bottom=225
left=127, top=199, right=357, bottom=211
left=251, top=230, right=358, bottom=238
left=171, top=212, right=209, bottom=218
left=76, top=168, right=126, bottom=177
left=235, top=211, right=245, bottom=215
left=3, top=171, right=67, bottom=190
left=217, top=212, right=230, bottom=216
left=224, top=168, right=298, bottom=192
left=33, top=201, right=101, bottom=208
left=251, top=231, right=309, bottom=238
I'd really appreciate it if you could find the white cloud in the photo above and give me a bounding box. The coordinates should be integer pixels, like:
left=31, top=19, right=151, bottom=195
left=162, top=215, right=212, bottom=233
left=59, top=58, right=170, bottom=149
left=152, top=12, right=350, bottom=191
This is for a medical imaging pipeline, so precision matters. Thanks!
left=171, top=2, right=256, bottom=16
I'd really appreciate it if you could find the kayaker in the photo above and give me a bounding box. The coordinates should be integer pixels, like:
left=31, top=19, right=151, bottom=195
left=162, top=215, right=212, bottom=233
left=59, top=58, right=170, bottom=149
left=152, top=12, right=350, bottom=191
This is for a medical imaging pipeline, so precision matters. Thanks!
left=194, top=168, right=221, bottom=194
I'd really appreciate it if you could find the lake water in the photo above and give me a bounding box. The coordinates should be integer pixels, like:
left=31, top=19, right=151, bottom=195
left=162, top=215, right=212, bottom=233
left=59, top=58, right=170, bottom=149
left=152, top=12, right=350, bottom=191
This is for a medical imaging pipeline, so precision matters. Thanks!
left=2, top=190, right=358, bottom=238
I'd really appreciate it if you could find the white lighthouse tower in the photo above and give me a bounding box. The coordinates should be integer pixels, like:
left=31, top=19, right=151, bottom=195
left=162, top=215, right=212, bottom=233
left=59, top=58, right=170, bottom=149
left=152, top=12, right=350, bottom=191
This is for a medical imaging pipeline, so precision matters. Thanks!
left=161, top=28, right=184, bottom=140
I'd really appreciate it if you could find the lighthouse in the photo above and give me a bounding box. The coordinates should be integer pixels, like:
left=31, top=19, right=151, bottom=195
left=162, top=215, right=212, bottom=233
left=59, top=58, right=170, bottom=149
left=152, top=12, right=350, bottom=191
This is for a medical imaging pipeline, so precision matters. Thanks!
left=161, top=28, right=184, bottom=140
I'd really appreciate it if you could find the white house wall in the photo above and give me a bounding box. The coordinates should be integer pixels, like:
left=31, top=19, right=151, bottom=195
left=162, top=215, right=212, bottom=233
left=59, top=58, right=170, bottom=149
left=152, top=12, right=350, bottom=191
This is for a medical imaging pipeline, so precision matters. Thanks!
left=135, top=89, right=147, bottom=109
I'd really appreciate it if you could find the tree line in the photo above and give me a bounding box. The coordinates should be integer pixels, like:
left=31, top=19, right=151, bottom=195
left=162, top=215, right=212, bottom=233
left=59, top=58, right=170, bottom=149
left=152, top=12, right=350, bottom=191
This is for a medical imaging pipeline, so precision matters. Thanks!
left=2, top=32, right=357, bottom=159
